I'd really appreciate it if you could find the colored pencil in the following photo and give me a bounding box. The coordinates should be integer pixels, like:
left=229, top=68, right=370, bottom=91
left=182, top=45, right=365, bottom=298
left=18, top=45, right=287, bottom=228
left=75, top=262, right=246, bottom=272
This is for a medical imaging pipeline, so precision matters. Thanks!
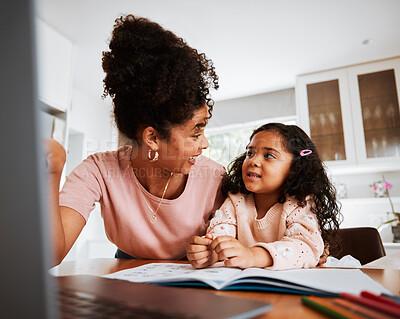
left=382, top=293, right=400, bottom=304
left=302, top=296, right=365, bottom=319
left=360, top=291, right=400, bottom=310
left=341, top=292, right=400, bottom=318
left=333, top=298, right=393, bottom=319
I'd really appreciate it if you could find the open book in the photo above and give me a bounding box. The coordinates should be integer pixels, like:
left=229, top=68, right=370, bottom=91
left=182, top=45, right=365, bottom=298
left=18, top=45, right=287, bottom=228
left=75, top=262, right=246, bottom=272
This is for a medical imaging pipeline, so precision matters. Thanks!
left=103, top=263, right=393, bottom=297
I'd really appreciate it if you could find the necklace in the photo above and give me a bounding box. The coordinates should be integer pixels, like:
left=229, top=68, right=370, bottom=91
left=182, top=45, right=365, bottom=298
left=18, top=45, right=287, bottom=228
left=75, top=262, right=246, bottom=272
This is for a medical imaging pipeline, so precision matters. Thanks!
left=133, top=171, right=174, bottom=224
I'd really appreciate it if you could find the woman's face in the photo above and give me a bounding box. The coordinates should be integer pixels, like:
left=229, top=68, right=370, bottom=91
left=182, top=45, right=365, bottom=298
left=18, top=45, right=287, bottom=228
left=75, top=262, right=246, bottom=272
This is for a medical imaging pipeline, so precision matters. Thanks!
left=242, top=130, right=293, bottom=196
left=157, top=105, right=210, bottom=174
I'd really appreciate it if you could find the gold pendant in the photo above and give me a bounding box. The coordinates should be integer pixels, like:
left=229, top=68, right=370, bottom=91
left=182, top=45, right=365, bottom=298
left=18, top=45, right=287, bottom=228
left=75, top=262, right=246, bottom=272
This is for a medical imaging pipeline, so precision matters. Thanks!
left=150, top=215, right=157, bottom=224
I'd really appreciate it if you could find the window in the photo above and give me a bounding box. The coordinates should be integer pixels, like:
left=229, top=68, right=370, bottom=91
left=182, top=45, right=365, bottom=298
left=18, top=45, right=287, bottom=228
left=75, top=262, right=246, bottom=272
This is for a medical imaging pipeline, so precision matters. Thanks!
left=204, top=117, right=296, bottom=167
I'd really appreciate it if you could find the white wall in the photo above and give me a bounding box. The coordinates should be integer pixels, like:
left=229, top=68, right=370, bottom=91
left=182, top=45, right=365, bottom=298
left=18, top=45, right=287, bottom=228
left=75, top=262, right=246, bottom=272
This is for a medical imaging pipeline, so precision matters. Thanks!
left=68, top=89, right=116, bottom=161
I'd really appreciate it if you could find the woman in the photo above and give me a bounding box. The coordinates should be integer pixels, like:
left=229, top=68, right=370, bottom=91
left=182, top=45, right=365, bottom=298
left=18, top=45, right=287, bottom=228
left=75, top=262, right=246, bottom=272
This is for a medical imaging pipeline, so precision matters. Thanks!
left=46, top=14, right=224, bottom=265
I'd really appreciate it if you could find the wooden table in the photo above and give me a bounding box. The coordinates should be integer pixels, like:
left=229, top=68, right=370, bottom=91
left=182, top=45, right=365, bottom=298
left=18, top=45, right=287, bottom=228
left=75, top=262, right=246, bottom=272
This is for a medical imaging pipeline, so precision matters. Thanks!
left=54, top=258, right=400, bottom=319
left=363, top=250, right=400, bottom=269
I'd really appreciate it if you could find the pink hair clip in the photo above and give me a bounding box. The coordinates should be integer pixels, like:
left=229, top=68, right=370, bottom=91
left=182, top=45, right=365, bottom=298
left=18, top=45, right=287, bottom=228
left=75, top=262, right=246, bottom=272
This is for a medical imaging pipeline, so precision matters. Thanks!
left=300, top=149, right=312, bottom=156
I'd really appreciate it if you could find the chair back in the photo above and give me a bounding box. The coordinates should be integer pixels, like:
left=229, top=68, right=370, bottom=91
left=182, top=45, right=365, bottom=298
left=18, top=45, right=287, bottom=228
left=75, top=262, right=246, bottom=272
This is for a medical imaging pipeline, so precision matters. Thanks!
left=331, top=227, right=386, bottom=265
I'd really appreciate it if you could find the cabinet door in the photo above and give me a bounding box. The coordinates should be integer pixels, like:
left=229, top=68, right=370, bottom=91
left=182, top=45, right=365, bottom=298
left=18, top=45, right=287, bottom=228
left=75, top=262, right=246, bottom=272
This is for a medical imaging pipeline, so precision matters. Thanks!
left=296, top=70, right=356, bottom=166
left=348, top=58, right=400, bottom=164
left=36, top=19, right=74, bottom=112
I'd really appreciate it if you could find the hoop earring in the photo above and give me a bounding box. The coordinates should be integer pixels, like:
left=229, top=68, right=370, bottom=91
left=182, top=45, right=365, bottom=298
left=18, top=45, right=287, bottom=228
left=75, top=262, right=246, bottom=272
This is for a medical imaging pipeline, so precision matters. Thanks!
left=148, top=149, right=159, bottom=162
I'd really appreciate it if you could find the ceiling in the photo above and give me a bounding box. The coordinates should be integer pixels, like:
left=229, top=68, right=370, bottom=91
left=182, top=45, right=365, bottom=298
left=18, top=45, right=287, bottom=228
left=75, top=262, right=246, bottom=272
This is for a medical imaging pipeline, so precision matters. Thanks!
left=36, top=0, right=400, bottom=102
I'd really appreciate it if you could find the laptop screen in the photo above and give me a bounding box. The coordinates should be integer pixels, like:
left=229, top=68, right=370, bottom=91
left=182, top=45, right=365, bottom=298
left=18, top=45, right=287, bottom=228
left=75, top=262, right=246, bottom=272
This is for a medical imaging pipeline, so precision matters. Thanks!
left=0, top=0, right=56, bottom=317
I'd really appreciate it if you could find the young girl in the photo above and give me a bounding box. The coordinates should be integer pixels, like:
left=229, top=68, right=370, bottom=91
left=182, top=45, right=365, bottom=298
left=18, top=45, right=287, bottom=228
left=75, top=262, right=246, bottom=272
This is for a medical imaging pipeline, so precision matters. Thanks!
left=187, top=123, right=341, bottom=270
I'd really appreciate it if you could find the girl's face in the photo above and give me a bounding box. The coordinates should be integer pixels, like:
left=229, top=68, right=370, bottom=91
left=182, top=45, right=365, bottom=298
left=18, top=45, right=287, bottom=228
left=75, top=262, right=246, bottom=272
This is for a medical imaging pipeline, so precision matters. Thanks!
left=156, top=104, right=210, bottom=175
left=242, top=130, right=293, bottom=196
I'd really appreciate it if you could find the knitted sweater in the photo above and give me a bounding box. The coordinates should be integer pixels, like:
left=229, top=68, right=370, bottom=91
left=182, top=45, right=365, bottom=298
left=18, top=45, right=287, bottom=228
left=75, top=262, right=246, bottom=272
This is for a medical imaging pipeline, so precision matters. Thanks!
left=207, top=192, right=324, bottom=270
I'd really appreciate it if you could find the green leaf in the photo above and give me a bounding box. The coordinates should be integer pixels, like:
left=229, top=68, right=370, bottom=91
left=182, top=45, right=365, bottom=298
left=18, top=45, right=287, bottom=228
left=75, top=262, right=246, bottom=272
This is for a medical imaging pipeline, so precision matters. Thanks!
left=378, top=218, right=400, bottom=229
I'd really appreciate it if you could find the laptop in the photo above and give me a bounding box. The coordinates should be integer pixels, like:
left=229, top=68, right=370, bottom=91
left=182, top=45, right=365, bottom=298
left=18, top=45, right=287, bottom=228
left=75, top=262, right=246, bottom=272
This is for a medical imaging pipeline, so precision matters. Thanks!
left=0, top=1, right=270, bottom=318
left=57, top=275, right=272, bottom=319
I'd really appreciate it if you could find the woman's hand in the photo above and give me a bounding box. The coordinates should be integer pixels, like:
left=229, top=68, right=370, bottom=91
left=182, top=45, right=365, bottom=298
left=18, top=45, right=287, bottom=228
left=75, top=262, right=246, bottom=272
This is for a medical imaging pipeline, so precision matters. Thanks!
left=44, top=138, right=68, bottom=265
left=186, top=234, right=218, bottom=268
left=211, top=236, right=272, bottom=269
left=44, top=138, right=66, bottom=175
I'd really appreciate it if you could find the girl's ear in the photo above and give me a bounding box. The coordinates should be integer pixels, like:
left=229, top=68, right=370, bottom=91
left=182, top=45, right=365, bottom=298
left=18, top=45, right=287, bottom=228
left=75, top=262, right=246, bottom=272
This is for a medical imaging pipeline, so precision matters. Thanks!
left=142, top=126, right=160, bottom=150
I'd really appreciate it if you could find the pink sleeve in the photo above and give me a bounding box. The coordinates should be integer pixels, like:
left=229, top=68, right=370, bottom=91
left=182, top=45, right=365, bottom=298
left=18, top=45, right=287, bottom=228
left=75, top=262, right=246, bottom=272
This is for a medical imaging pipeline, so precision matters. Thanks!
left=59, top=156, right=105, bottom=221
left=257, top=201, right=324, bottom=270
left=207, top=197, right=237, bottom=238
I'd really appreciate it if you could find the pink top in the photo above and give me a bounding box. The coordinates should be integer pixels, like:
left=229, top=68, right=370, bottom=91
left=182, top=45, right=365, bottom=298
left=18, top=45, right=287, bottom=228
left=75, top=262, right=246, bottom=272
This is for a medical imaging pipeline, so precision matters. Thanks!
left=59, top=146, right=225, bottom=259
left=208, top=192, right=324, bottom=270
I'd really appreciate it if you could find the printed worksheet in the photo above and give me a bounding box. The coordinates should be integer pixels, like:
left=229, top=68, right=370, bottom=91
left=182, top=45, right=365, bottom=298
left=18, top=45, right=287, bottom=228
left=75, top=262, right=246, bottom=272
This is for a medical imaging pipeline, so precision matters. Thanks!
left=104, top=263, right=240, bottom=289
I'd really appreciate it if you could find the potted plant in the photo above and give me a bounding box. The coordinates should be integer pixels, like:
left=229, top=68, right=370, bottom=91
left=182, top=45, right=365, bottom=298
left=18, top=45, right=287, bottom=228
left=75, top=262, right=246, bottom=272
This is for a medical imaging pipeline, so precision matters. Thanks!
left=372, top=177, right=400, bottom=243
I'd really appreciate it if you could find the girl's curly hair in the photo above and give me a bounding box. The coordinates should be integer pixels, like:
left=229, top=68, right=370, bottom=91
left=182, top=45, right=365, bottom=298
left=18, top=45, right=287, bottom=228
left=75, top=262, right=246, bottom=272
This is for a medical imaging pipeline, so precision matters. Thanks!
left=102, top=14, right=219, bottom=142
left=221, top=123, right=342, bottom=253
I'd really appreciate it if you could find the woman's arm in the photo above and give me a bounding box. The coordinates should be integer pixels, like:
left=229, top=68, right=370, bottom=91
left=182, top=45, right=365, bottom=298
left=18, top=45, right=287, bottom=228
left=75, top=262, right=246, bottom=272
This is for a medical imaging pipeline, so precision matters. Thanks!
left=45, top=139, right=85, bottom=265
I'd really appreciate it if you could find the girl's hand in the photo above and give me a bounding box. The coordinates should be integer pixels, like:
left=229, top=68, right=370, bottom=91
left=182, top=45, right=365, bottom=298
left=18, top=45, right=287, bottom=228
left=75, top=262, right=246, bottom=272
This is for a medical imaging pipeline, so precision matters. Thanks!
left=44, top=138, right=66, bottom=175
left=211, top=236, right=272, bottom=269
left=186, top=234, right=218, bottom=269
left=318, top=244, right=330, bottom=265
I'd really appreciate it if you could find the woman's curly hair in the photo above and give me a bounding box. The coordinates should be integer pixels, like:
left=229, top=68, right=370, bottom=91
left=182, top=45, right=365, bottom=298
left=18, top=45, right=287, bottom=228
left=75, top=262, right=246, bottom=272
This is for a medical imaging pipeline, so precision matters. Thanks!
left=102, top=14, right=219, bottom=142
left=221, top=123, right=342, bottom=253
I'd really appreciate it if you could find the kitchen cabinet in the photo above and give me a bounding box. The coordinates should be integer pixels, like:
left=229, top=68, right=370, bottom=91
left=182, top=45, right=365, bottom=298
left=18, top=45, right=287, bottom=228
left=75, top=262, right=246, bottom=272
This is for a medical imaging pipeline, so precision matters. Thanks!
left=348, top=60, right=400, bottom=164
left=296, top=57, right=400, bottom=173
left=36, top=18, right=74, bottom=112
left=36, top=18, right=74, bottom=185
